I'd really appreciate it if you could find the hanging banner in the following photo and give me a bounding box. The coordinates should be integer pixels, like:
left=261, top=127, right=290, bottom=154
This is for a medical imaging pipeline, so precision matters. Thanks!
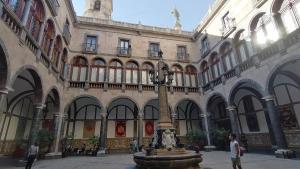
left=145, top=120, right=154, bottom=137
left=115, top=121, right=126, bottom=137
left=83, top=120, right=96, bottom=138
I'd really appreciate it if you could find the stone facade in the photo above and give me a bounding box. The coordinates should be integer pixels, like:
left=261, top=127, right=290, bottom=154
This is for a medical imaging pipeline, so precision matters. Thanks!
left=0, top=0, right=300, bottom=156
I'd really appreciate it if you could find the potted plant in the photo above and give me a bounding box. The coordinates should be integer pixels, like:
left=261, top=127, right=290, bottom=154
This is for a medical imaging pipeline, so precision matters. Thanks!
left=37, top=129, right=54, bottom=157
left=211, top=128, right=229, bottom=150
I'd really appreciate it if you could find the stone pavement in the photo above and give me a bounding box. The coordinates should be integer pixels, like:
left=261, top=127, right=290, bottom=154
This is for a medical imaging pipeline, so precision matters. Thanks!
left=0, top=151, right=299, bottom=169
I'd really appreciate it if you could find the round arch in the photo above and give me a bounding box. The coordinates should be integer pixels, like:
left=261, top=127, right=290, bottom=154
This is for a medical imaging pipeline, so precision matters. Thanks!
left=44, top=87, right=60, bottom=113
left=9, top=65, right=44, bottom=103
left=0, top=38, right=10, bottom=89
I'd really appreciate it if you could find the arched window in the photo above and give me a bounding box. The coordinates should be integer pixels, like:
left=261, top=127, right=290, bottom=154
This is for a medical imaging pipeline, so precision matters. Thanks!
left=210, top=53, right=222, bottom=79
left=220, top=42, right=237, bottom=72
left=185, top=65, right=197, bottom=87
left=201, top=61, right=210, bottom=85
left=234, top=30, right=250, bottom=62
left=172, top=65, right=184, bottom=86
left=109, top=60, right=122, bottom=83
left=70, top=56, right=88, bottom=82
left=251, top=13, right=279, bottom=48
left=41, top=20, right=55, bottom=56
left=51, top=36, right=62, bottom=68
left=60, top=48, right=68, bottom=78
left=141, top=62, right=154, bottom=85
left=90, top=58, right=106, bottom=83
left=273, top=0, right=300, bottom=34
left=5, top=0, right=26, bottom=19
left=26, top=0, right=45, bottom=41
left=126, top=61, right=139, bottom=84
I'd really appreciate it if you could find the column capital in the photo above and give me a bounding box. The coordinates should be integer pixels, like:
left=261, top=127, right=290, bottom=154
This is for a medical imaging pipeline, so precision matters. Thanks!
left=262, top=95, right=275, bottom=102
left=34, top=103, right=46, bottom=109
left=226, top=106, right=237, bottom=111
left=138, top=112, right=144, bottom=118
left=0, top=86, right=14, bottom=94
left=101, top=113, right=108, bottom=118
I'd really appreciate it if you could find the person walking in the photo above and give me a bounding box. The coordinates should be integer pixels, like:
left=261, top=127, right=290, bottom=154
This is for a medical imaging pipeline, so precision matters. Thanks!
left=229, top=133, right=242, bottom=169
left=25, top=142, right=39, bottom=169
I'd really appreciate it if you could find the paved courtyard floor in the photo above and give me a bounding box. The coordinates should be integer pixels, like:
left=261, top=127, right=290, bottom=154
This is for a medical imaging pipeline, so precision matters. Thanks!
left=0, top=151, right=299, bottom=169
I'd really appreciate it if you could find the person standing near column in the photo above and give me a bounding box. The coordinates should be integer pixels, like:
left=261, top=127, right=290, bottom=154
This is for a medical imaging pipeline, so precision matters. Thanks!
left=25, top=142, right=39, bottom=169
left=229, top=133, right=242, bottom=169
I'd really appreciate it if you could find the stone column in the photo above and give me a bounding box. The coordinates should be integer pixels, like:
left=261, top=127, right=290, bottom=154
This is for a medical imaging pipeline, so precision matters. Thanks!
left=226, top=106, right=240, bottom=138
left=52, top=113, right=61, bottom=153
left=138, top=113, right=143, bottom=147
left=262, top=95, right=287, bottom=149
left=0, top=89, right=8, bottom=113
left=100, top=112, right=107, bottom=148
left=29, top=104, right=45, bottom=146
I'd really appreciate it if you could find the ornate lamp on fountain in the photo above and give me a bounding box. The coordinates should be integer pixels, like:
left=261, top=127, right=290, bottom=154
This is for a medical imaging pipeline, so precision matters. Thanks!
left=133, top=51, right=202, bottom=169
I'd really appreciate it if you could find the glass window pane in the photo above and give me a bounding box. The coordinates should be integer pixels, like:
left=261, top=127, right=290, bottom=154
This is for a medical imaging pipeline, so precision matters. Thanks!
left=80, top=67, right=87, bottom=81
left=178, top=73, right=183, bottom=86
left=72, top=67, right=79, bottom=81
left=133, top=71, right=138, bottom=84
left=99, top=68, right=105, bottom=82
left=239, top=45, right=247, bottom=62
left=126, top=70, right=131, bottom=83
left=91, top=68, right=97, bottom=82
left=256, top=28, right=267, bottom=45
left=265, top=21, right=279, bottom=42
left=142, top=71, right=147, bottom=84
left=116, top=69, right=122, bottom=83
left=185, top=75, right=190, bottom=87
left=282, top=10, right=298, bottom=34
left=109, top=69, right=115, bottom=83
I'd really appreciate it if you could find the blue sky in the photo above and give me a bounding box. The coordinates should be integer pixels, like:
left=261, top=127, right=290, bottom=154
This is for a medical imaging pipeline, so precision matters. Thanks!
left=72, top=0, right=215, bottom=31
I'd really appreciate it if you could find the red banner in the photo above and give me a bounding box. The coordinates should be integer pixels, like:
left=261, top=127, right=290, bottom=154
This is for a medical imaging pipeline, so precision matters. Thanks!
left=115, top=121, right=126, bottom=137
left=145, top=121, right=154, bottom=137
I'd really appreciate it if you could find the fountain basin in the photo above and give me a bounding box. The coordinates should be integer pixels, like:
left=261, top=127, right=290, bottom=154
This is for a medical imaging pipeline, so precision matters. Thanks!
left=134, top=150, right=202, bottom=169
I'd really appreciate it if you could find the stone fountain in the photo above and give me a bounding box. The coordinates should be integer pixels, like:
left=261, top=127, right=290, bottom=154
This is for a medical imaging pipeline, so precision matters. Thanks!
left=133, top=51, right=202, bottom=169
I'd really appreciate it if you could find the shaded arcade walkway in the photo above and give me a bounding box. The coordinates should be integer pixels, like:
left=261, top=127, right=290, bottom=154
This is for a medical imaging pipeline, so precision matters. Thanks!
left=1, top=151, right=300, bottom=169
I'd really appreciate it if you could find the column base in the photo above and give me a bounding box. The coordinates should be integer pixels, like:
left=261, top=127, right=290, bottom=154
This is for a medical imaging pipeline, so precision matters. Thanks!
left=97, top=148, right=107, bottom=157
left=275, top=149, right=296, bottom=159
left=45, top=152, right=62, bottom=159
left=204, top=145, right=216, bottom=152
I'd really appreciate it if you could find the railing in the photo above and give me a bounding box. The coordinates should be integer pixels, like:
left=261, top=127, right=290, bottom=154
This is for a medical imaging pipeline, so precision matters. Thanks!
left=239, top=58, right=254, bottom=72
left=212, top=77, right=222, bottom=87
left=82, top=43, right=97, bottom=53
left=24, top=33, right=39, bottom=55
left=173, top=86, right=185, bottom=92
left=283, top=28, right=300, bottom=51
left=257, top=41, right=280, bottom=61
left=142, top=84, right=155, bottom=91
left=63, top=25, right=71, bottom=45
left=224, top=69, right=236, bottom=79
left=148, top=50, right=160, bottom=59
left=77, top=16, right=193, bottom=37
left=108, top=83, right=122, bottom=89
left=117, top=47, right=131, bottom=57
left=90, top=82, right=104, bottom=88
left=188, top=87, right=198, bottom=93
left=69, top=81, right=85, bottom=88
left=177, top=53, right=190, bottom=62
left=1, top=5, right=22, bottom=36
left=203, top=83, right=211, bottom=92
left=125, top=84, right=139, bottom=90
left=46, top=0, right=59, bottom=16
left=40, top=50, right=51, bottom=68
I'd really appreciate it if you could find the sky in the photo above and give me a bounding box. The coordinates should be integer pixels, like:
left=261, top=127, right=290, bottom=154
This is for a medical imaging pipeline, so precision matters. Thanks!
left=72, top=0, right=215, bottom=31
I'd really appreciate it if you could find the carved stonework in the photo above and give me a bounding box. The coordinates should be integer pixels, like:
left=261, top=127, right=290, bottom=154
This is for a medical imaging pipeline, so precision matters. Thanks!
left=245, top=133, right=272, bottom=147
left=162, top=129, right=176, bottom=149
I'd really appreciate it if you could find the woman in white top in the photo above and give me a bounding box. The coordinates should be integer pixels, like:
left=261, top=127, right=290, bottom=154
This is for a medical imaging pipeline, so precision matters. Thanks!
left=25, top=142, right=39, bottom=169
left=229, top=133, right=242, bottom=169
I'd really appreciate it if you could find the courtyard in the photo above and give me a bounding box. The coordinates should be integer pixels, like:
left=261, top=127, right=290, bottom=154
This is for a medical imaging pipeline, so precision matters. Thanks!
left=0, top=151, right=299, bottom=169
